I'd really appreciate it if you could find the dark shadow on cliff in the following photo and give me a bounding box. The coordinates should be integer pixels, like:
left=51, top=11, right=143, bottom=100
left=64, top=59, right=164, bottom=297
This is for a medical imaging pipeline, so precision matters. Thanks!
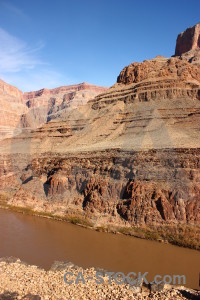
left=22, top=176, right=33, bottom=184
left=179, top=289, right=200, bottom=299
left=22, top=294, right=41, bottom=300
left=0, top=291, right=41, bottom=300
left=0, top=291, right=18, bottom=300
left=43, top=182, right=51, bottom=196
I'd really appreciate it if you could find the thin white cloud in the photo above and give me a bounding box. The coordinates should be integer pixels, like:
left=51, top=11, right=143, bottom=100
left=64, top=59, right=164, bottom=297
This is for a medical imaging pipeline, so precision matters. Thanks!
left=0, top=28, right=44, bottom=73
left=0, top=28, right=74, bottom=91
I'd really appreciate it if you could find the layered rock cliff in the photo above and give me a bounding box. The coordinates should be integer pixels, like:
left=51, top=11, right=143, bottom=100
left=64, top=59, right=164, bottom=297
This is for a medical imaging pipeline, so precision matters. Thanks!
left=0, top=80, right=27, bottom=140
left=22, top=82, right=107, bottom=128
left=0, top=81, right=107, bottom=139
left=0, top=23, right=200, bottom=248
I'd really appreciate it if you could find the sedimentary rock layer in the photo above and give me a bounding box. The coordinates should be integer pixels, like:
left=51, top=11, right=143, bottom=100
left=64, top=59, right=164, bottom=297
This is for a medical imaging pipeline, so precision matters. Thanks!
left=1, top=148, right=199, bottom=227
left=0, top=80, right=27, bottom=140
left=22, top=82, right=107, bottom=128
left=0, top=81, right=107, bottom=140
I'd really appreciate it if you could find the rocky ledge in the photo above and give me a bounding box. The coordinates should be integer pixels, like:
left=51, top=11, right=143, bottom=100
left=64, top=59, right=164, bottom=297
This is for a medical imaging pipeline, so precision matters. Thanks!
left=0, top=258, right=199, bottom=300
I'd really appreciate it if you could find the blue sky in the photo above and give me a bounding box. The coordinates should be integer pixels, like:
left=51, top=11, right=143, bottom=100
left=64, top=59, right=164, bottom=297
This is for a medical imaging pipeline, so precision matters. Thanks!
left=0, top=0, right=199, bottom=91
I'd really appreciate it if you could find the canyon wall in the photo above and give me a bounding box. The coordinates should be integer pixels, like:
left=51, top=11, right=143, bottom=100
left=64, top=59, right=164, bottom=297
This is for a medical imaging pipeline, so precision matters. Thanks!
left=0, top=81, right=107, bottom=140
left=0, top=23, right=199, bottom=238
left=22, top=82, right=107, bottom=128
left=2, top=149, right=199, bottom=227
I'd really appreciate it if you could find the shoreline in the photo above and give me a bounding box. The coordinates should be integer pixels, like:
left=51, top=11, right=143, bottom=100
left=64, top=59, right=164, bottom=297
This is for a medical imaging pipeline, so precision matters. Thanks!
left=0, top=257, right=199, bottom=299
left=0, top=201, right=199, bottom=251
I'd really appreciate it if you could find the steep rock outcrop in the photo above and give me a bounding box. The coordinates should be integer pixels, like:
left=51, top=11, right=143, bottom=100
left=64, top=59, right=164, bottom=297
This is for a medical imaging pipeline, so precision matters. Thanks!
left=117, top=56, right=200, bottom=85
left=0, top=80, right=27, bottom=140
left=175, top=22, right=200, bottom=56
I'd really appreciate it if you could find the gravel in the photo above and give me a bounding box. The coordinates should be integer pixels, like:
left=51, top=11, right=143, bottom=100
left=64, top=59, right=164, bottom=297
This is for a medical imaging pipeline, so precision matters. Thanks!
left=0, top=259, right=199, bottom=299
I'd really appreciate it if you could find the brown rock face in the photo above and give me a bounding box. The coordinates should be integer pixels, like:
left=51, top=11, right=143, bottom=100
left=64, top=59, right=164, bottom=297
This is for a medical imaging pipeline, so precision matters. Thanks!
left=117, top=56, right=200, bottom=85
left=175, top=22, right=200, bottom=56
left=1, top=149, right=199, bottom=227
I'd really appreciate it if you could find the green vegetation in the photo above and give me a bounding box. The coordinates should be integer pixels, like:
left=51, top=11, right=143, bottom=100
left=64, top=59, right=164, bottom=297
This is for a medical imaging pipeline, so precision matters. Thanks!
left=114, top=224, right=200, bottom=250
left=95, top=226, right=108, bottom=232
left=0, top=199, right=93, bottom=229
left=154, top=224, right=200, bottom=250
left=64, top=215, right=93, bottom=227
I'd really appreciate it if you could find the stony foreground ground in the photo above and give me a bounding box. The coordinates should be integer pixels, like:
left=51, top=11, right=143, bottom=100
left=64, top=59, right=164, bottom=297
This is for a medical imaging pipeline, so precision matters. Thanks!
left=0, top=259, right=199, bottom=300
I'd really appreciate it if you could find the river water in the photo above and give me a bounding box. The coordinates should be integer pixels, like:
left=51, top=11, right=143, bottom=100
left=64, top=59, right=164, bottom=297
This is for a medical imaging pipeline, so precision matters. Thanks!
left=0, top=208, right=199, bottom=289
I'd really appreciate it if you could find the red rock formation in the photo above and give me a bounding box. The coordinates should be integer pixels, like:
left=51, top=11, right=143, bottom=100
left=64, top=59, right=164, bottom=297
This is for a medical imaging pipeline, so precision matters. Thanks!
left=175, top=22, right=200, bottom=56
left=0, top=79, right=23, bottom=101
left=117, top=56, right=200, bottom=85
left=0, top=80, right=27, bottom=140
left=23, top=82, right=107, bottom=101
left=21, top=82, right=108, bottom=128
left=0, top=80, right=108, bottom=136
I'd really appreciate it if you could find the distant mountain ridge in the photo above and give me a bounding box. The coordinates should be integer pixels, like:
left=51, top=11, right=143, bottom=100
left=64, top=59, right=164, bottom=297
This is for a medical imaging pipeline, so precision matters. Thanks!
left=0, top=81, right=107, bottom=139
left=23, top=82, right=107, bottom=100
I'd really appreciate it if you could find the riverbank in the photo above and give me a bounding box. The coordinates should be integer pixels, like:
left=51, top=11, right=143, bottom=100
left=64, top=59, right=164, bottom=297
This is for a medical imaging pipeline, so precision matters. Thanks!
left=0, top=258, right=199, bottom=300
left=0, top=198, right=199, bottom=251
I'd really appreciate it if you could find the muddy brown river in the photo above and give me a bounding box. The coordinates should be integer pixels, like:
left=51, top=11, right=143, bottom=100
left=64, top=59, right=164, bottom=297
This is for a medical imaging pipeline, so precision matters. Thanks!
left=0, top=208, right=199, bottom=289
